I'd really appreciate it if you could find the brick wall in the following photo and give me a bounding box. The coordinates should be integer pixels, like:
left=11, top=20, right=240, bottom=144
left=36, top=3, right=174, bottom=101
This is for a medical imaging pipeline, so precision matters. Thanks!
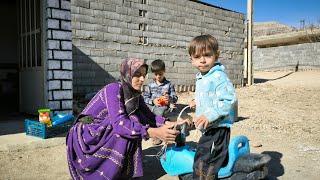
left=253, top=42, right=320, bottom=71
left=72, top=0, right=245, bottom=96
left=46, top=0, right=73, bottom=113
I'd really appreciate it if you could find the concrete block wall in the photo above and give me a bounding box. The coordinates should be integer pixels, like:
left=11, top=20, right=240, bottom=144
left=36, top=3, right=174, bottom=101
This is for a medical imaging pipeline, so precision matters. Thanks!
left=46, top=0, right=73, bottom=113
left=253, top=42, right=320, bottom=71
left=72, top=0, right=245, bottom=96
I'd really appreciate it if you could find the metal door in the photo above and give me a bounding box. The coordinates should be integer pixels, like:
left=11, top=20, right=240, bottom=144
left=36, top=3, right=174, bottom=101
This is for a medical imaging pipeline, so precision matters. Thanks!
left=18, top=0, right=45, bottom=114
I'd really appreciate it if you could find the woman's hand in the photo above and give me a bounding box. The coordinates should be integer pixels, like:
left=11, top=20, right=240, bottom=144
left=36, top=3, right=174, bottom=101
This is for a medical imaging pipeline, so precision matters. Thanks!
left=147, top=124, right=179, bottom=144
left=176, top=118, right=193, bottom=127
left=164, top=120, right=175, bottom=126
left=165, top=119, right=191, bottom=128
left=165, top=119, right=193, bottom=132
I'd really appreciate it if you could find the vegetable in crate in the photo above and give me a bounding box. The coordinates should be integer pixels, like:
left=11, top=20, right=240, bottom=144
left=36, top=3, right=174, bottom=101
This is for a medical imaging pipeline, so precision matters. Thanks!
left=38, top=108, right=52, bottom=127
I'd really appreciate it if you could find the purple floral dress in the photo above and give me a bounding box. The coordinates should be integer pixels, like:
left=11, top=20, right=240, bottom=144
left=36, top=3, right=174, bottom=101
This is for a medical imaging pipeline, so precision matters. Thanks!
left=67, top=59, right=166, bottom=180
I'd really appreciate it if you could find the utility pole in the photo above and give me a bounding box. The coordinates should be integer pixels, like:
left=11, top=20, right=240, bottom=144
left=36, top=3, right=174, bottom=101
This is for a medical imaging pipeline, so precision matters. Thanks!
left=247, top=0, right=253, bottom=85
left=300, top=19, right=305, bottom=29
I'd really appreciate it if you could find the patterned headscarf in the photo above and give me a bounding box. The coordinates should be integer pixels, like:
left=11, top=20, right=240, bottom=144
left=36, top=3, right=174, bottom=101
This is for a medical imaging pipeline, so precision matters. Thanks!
left=120, top=58, right=148, bottom=115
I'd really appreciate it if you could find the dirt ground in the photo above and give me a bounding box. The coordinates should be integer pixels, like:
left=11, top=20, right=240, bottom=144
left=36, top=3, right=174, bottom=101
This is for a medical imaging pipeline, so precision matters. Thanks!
left=0, top=71, right=320, bottom=180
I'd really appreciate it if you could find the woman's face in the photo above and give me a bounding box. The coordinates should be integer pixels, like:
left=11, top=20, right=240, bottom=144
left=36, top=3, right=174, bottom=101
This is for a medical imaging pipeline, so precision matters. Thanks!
left=131, top=66, right=147, bottom=91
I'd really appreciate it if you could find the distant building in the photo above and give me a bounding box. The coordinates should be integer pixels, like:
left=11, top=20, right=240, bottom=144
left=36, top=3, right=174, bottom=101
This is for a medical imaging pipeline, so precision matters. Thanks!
left=253, top=22, right=320, bottom=71
left=0, top=0, right=245, bottom=115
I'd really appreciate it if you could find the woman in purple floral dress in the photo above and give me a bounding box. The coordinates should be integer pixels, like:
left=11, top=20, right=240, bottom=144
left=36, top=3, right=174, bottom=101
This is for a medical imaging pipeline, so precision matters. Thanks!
left=66, top=58, right=180, bottom=179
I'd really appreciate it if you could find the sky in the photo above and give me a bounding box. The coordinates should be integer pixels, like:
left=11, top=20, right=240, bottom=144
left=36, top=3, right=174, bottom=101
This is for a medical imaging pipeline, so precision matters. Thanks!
left=201, top=0, right=320, bottom=28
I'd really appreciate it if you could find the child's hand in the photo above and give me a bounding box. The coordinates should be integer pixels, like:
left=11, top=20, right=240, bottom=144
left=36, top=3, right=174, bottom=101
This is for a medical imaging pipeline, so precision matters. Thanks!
left=153, top=98, right=161, bottom=106
left=189, top=99, right=196, bottom=109
left=193, top=115, right=209, bottom=130
left=163, top=95, right=169, bottom=105
left=154, top=96, right=168, bottom=106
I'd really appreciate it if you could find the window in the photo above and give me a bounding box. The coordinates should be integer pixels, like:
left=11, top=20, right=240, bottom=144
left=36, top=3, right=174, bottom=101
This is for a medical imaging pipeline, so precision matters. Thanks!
left=18, top=0, right=42, bottom=68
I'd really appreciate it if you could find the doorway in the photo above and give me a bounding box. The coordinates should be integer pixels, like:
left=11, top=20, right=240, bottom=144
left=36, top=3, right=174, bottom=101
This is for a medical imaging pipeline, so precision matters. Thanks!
left=0, top=0, right=44, bottom=135
left=0, top=1, right=19, bottom=114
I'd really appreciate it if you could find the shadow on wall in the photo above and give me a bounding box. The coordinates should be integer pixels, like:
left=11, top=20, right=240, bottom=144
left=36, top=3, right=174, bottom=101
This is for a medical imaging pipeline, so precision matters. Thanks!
left=73, top=45, right=117, bottom=115
left=262, top=151, right=284, bottom=180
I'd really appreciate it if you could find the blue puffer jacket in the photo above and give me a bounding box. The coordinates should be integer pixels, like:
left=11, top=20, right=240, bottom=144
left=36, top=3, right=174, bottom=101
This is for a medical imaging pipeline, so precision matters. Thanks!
left=195, top=62, right=237, bottom=128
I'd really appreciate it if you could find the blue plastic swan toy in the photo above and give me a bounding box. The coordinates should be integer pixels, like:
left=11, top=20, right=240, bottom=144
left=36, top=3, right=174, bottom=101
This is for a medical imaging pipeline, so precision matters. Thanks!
left=160, top=135, right=250, bottom=178
left=160, top=105, right=250, bottom=178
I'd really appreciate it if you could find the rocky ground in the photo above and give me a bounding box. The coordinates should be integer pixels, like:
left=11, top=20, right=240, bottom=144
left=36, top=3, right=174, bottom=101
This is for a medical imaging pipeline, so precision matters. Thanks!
left=0, top=71, right=320, bottom=180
